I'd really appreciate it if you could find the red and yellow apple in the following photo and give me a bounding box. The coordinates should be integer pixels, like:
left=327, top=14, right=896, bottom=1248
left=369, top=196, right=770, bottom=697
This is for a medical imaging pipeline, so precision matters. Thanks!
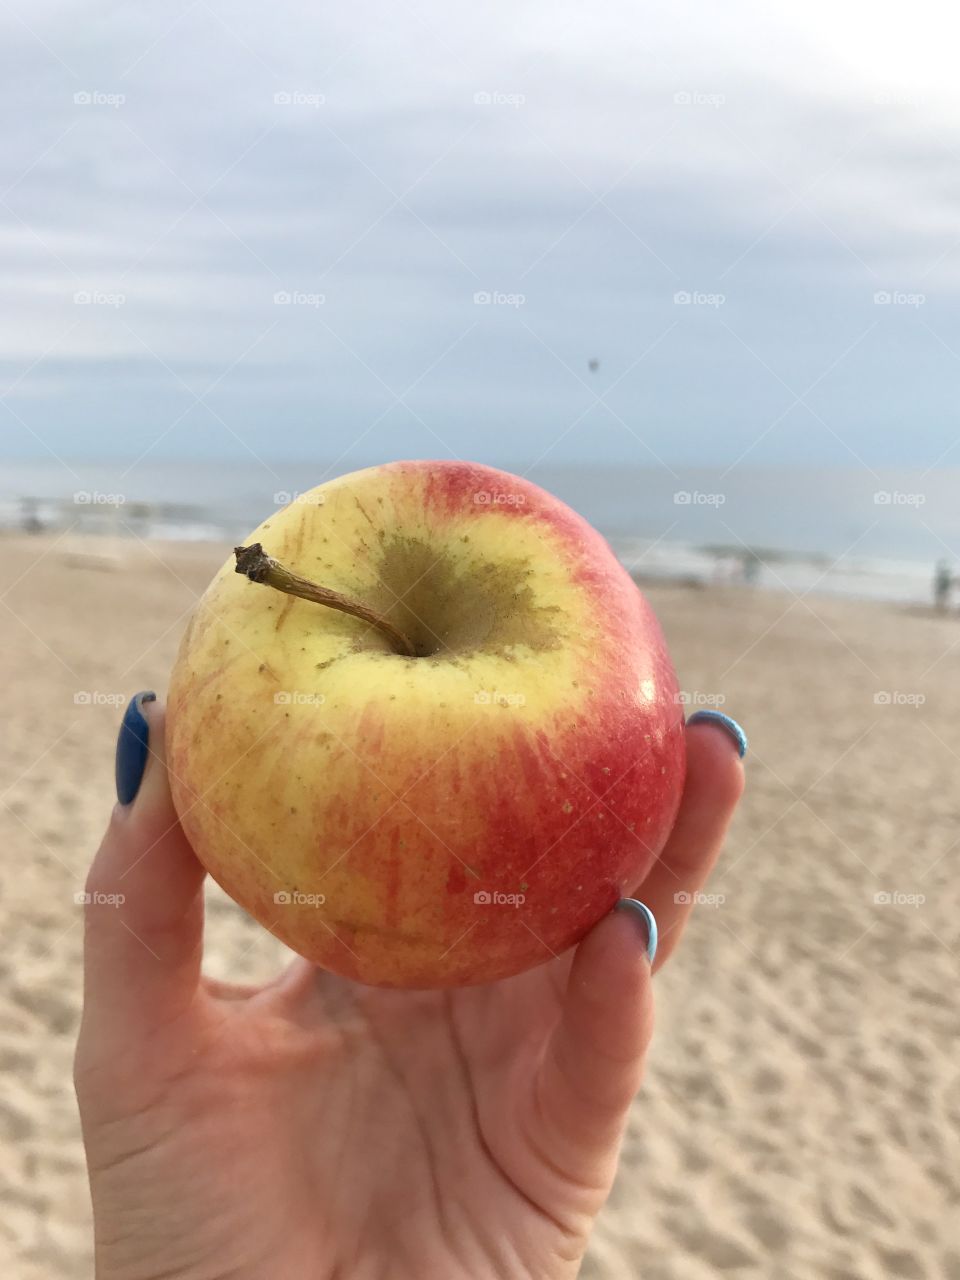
left=166, top=460, right=685, bottom=987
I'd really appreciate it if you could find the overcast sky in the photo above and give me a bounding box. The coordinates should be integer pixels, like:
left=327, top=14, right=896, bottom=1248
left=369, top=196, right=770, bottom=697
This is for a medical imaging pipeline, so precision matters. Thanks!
left=3, top=0, right=960, bottom=471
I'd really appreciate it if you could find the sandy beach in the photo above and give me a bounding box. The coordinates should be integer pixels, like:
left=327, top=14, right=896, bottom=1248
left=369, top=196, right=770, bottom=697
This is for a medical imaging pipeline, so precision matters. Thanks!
left=1, top=531, right=957, bottom=1279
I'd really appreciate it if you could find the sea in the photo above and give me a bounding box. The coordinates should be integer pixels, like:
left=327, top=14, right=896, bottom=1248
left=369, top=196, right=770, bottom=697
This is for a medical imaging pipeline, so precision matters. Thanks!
left=2, top=458, right=957, bottom=608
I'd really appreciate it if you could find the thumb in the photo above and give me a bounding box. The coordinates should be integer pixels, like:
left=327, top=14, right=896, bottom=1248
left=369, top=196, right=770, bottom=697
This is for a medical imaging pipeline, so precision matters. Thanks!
left=533, top=901, right=656, bottom=1178
left=80, top=692, right=206, bottom=1053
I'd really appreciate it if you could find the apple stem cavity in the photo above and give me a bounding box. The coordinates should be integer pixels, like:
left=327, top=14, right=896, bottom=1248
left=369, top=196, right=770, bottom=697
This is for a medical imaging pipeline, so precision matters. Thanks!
left=233, top=543, right=417, bottom=657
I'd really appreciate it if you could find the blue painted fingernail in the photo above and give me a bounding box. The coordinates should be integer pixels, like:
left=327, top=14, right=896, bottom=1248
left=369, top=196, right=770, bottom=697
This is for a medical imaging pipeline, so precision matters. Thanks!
left=615, top=899, right=658, bottom=964
left=687, top=710, right=748, bottom=758
left=115, top=692, right=156, bottom=805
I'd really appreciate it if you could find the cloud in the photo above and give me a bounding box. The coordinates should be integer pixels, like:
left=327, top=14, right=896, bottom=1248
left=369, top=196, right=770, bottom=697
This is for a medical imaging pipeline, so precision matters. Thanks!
left=2, top=0, right=960, bottom=466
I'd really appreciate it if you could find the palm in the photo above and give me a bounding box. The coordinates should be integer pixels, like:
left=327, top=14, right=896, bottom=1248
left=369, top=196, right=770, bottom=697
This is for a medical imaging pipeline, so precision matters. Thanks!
left=84, top=953, right=602, bottom=1280
left=271, top=958, right=595, bottom=1271
left=77, top=707, right=743, bottom=1280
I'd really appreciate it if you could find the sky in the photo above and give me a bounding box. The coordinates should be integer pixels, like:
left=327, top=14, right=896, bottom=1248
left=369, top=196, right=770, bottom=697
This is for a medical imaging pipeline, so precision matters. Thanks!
left=2, top=0, right=960, bottom=473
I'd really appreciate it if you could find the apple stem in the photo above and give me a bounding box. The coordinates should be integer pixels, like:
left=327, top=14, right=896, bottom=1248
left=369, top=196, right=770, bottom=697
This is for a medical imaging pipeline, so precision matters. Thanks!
left=233, top=543, right=417, bottom=657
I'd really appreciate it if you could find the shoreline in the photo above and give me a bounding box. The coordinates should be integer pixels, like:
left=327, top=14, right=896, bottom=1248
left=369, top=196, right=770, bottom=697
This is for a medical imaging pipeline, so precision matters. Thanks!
left=1, top=529, right=947, bottom=613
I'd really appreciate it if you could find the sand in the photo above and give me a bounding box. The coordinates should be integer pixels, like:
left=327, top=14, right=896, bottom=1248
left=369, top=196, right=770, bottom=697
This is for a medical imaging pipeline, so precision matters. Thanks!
left=1, top=532, right=957, bottom=1279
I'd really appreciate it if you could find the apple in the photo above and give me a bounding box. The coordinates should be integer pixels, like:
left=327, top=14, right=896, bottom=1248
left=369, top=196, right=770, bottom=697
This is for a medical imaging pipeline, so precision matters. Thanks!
left=166, top=460, right=685, bottom=987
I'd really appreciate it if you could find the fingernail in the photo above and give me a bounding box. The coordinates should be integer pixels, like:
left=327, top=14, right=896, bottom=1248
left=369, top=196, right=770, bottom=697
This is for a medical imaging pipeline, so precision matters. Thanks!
left=615, top=899, right=658, bottom=964
left=115, top=692, right=156, bottom=805
left=686, top=709, right=748, bottom=758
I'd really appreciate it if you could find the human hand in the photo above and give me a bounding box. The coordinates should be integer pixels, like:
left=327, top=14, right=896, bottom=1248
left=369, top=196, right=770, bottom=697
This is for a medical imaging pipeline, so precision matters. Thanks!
left=75, top=694, right=744, bottom=1280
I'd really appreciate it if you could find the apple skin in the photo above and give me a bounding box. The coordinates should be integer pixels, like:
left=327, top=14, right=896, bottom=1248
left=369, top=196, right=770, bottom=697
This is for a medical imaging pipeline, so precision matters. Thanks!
left=166, top=460, right=685, bottom=988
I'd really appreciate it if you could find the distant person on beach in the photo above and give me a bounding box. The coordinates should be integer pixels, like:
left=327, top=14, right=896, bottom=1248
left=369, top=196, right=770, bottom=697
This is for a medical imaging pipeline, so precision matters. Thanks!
left=74, top=693, right=746, bottom=1279
left=19, top=497, right=44, bottom=534
left=934, top=559, right=953, bottom=612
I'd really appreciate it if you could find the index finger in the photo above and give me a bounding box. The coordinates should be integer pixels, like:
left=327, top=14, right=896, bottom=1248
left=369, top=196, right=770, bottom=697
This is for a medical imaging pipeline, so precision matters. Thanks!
left=80, top=694, right=206, bottom=1055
